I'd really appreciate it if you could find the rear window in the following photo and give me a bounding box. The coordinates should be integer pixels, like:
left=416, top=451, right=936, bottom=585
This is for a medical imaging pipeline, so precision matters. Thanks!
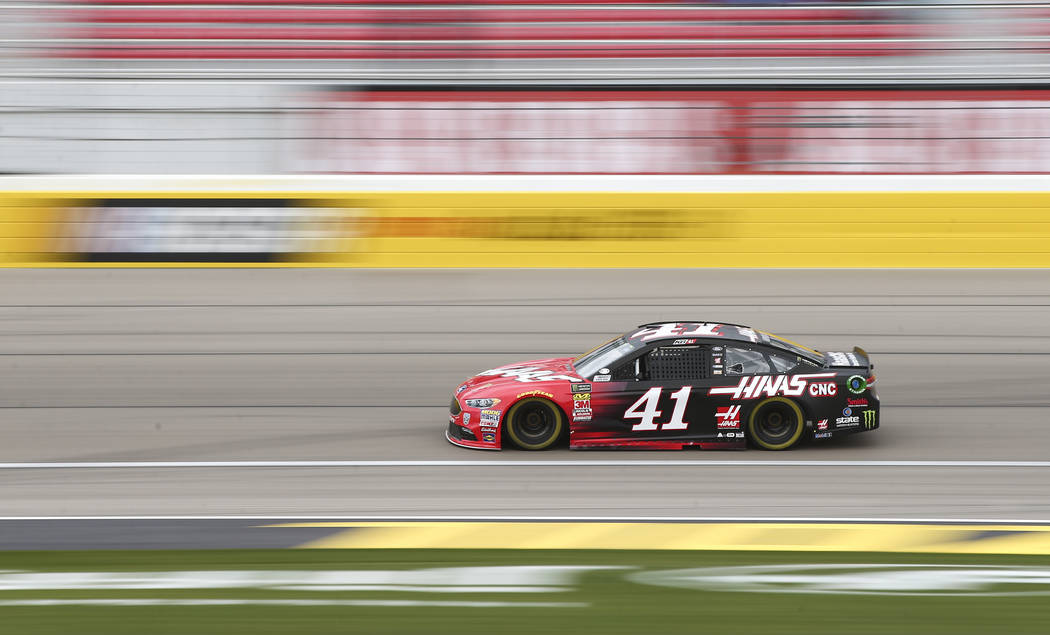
left=759, top=331, right=823, bottom=364
left=769, top=351, right=798, bottom=373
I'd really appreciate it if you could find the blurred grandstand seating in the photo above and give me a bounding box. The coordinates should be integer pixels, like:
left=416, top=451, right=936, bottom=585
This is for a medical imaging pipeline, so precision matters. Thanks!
left=4, top=1, right=1049, bottom=81
left=4, top=2, right=1050, bottom=174
left=54, top=1, right=929, bottom=60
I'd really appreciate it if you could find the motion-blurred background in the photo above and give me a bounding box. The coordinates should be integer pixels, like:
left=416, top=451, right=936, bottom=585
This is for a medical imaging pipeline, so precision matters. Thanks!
left=4, top=5, right=1050, bottom=634
left=4, top=0, right=1050, bottom=174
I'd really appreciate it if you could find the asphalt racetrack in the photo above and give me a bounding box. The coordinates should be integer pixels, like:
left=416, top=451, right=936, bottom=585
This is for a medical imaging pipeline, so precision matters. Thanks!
left=2, top=269, right=1050, bottom=527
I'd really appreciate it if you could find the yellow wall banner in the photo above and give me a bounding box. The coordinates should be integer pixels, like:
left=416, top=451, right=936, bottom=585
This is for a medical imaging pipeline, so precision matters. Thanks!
left=2, top=190, right=1050, bottom=267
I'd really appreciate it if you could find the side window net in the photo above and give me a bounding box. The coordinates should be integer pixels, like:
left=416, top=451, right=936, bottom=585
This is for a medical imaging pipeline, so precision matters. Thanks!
left=610, top=359, right=638, bottom=381
left=647, top=346, right=707, bottom=382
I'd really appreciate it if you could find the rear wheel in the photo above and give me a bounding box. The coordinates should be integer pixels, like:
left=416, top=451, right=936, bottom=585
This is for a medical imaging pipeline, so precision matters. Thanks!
left=505, top=398, right=565, bottom=450
left=748, top=397, right=805, bottom=450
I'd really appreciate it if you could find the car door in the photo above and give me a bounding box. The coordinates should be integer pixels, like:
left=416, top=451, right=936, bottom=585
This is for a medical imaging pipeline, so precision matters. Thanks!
left=588, top=341, right=717, bottom=444
left=705, top=344, right=815, bottom=436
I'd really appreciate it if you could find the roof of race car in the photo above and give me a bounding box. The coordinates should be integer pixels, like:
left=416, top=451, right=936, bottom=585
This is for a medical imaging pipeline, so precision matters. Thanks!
left=625, top=321, right=824, bottom=362
left=627, top=322, right=760, bottom=344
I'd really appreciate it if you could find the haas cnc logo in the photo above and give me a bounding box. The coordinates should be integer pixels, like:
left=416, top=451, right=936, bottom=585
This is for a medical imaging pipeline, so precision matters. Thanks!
left=708, top=374, right=837, bottom=400
left=715, top=406, right=742, bottom=429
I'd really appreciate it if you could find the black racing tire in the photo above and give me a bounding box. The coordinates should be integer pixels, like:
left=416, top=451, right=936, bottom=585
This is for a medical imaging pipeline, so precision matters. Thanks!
left=747, top=397, right=805, bottom=451
left=505, top=397, right=565, bottom=451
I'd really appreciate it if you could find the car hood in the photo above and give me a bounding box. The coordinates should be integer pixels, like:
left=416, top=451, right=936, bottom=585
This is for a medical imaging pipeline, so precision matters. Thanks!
left=456, top=357, right=584, bottom=395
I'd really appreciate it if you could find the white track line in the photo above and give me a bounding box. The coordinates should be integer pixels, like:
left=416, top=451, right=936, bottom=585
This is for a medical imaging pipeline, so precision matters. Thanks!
left=2, top=515, right=1050, bottom=524
left=0, top=460, right=1049, bottom=468
left=0, top=599, right=587, bottom=608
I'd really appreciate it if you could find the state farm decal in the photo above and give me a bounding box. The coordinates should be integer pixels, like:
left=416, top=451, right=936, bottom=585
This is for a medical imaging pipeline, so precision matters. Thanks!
left=715, top=405, right=741, bottom=429
left=836, top=407, right=860, bottom=427
left=708, top=373, right=836, bottom=400
left=478, top=366, right=582, bottom=383
left=632, top=323, right=722, bottom=342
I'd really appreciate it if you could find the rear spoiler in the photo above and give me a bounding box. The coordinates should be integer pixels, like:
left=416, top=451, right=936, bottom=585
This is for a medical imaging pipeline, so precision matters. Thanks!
left=853, top=346, right=873, bottom=370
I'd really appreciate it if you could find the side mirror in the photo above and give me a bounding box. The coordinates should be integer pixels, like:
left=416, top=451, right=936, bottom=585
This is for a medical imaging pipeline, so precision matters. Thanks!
left=729, top=363, right=744, bottom=374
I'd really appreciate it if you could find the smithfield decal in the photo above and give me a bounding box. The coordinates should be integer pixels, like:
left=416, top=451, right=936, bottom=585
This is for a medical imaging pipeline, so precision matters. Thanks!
left=478, top=366, right=583, bottom=383
left=708, top=373, right=836, bottom=400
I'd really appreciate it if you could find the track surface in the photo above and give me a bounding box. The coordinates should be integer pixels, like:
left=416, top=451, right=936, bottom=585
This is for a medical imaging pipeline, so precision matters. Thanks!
left=2, top=269, right=1050, bottom=522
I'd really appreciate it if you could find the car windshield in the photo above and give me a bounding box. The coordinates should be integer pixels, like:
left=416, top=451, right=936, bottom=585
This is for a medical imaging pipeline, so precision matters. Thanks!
left=572, top=336, right=639, bottom=378
left=759, top=330, right=823, bottom=363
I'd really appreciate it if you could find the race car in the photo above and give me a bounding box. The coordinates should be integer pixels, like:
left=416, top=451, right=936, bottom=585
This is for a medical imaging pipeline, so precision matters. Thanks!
left=447, top=321, right=878, bottom=451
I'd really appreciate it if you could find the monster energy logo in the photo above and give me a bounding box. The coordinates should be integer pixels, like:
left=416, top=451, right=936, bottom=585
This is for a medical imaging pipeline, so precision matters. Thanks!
left=863, top=409, right=877, bottom=429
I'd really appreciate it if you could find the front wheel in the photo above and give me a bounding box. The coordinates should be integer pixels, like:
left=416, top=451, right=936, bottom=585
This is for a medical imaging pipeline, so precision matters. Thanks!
left=748, top=397, right=805, bottom=450
left=505, top=398, right=565, bottom=450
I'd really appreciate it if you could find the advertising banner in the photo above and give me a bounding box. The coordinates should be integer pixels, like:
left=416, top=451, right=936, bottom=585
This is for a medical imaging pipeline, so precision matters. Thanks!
left=59, top=198, right=348, bottom=262
left=302, top=88, right=1050, bottom=174
left=3, top=184, right=1050, bottom=268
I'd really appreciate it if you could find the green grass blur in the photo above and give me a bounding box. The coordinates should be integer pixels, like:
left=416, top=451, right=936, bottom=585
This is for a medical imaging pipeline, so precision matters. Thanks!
left=2, top=549, right=1049, bottom=634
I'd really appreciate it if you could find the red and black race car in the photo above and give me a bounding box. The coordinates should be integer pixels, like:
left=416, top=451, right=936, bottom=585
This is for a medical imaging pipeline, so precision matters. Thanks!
left=448, top=322, right=878, bottom=451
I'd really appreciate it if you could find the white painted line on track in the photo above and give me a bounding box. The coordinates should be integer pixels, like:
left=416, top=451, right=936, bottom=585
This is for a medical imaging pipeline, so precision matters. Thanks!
left=0, top=599, right=587, bottom=608
left=2, top=515, right=1050, bottom=525
left=1, top=460, right=1049, bottom=469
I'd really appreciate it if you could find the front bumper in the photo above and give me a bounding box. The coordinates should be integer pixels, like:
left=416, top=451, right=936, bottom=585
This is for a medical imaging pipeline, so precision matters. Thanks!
left=446, top=413, right=501, bottom=450
left=445, top=423, right=501, bottom=450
